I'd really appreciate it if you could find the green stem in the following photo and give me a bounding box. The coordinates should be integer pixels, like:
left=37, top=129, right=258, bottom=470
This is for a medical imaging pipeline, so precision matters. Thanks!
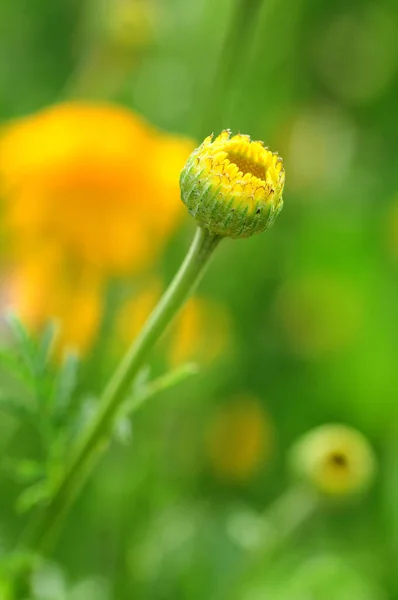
left=198, top=0, right=264, bottom=138
left=228, top=486, right=318, bottom=599
left=120, top=362, right=199, bottom=417
left=258, top=485, right=318, bottom=553
left=20, top=226, right=221, bottom=555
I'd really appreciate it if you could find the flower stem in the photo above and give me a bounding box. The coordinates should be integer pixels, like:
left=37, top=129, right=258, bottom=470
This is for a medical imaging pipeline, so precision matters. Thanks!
left=257, top=485, right=318, bottom=555
left=198, top=0, right=264, bottom=138
left=221, top=486, right=318, bottom=600
left=247, top=486, right=317, bottom=580
left=19, top=226, right=221, bottom=555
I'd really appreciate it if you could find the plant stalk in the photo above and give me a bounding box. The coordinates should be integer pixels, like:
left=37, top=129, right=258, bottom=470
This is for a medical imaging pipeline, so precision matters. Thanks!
left=198, top=0, right=264, bottom=138
left=216, top=486, right=318, bottom=600
left=19, top=226, right=221, bottom=555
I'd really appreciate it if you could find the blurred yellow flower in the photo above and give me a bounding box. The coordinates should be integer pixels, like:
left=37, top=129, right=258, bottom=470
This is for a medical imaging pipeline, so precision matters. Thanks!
left=5, top=254, right=102, bottom=355
left=117, top=278, right=231, bottom=366
left=0, top=101, right=194, bottom=275
left=205, top=396, right=273, bottom=484
left=0, top=102, right=194, bottom=354
left=289, top=424, right=376, bottom=498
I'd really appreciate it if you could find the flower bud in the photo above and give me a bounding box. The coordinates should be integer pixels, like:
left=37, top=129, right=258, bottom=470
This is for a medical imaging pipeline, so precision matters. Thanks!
left=180, top=130, right=284, bottom=238
left=289, top=424, right=376, bottom=498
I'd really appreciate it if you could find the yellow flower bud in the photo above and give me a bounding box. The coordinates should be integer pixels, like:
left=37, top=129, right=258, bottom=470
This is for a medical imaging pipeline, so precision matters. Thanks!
left=180, top=130, right=284, bottom=238
left=289, top=424, right=376, bottom=498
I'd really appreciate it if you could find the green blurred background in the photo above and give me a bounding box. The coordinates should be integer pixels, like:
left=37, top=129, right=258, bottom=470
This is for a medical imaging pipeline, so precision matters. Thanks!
left=1, top=0, right=398, bottom=598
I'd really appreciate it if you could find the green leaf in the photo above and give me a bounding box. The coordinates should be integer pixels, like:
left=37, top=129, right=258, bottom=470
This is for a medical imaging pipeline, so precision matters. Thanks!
left=120, top=362, right=199, bottom=417
left=16, top=480, right=52, bottom=514
left=114, top=416, right=133, bottom=446
left=53, top=351, right=80, bottom=419
left=0, top=394, right=35, bottom=423
left=5, top=313, right=36, bottom=375
left=36, top=321, right=59, bottom=374
left=3, top=459, right=44, bottom=484
left=132, top=365, right=151, bottom=395
left=0, top=348, right=32, bottom=388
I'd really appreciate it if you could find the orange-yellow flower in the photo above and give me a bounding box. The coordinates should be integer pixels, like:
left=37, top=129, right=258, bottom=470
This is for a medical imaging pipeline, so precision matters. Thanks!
left=0, top=102, right=195, bottom=354
left=0, top=101, right=194, bottom=275
left=5, top=254, right=102, bottom=355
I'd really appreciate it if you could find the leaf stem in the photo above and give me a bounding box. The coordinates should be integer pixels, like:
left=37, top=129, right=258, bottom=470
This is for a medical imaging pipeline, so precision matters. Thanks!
left=121, top=362, right=199, bottom=417
left=19, top=226, right=221, bottom=555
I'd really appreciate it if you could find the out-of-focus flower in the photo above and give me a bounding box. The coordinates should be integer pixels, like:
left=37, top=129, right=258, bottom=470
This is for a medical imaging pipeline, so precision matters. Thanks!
left=274, top=275, right=362, bottom=359
left=0, top=102, right=194, bottom=354
left=180, top=131, right=284, bottom=238
left=5, top=256, right=102, bottom=355
left=117, top=278, right=231, bottom=366
left=289, top=424, right=376, bottom=498
left=205, top=396, right=273, bottom=483
left=0, top=102, right=194, bottom=275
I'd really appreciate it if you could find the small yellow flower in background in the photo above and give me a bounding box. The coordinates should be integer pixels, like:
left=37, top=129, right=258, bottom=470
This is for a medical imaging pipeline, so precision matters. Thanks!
left=289, top=424, right=376, bottom=498
left=205, top=396, right=273, bottom=484
left=180, top=130, right=284, bottom=238
left=0, top=102, right=194, bottom=275
left=117, top=278, right=231, bottom=366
